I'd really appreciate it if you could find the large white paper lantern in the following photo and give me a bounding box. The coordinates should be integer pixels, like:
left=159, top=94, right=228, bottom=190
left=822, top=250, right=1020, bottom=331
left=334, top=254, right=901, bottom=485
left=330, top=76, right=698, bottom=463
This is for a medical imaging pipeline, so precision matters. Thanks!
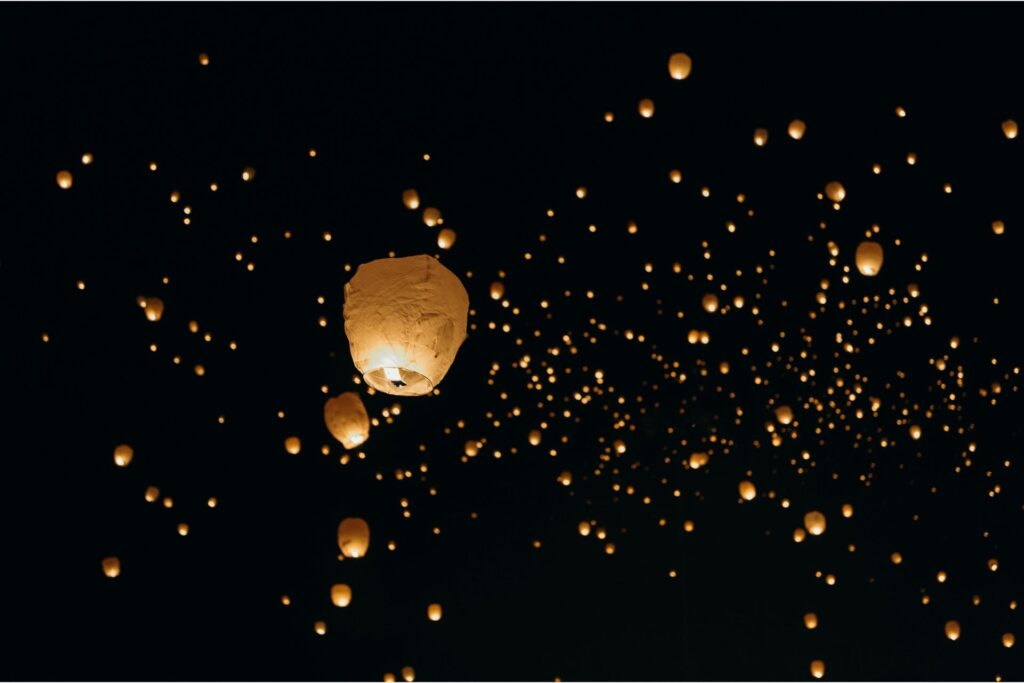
left=343, top=255, right=469, bottom=396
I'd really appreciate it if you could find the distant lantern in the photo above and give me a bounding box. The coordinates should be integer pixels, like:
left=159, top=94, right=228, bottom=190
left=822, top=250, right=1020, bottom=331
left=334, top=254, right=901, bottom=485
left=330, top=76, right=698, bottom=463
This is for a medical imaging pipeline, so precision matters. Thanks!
left=1003, top=632, right=1015, bottom=648
left=909, top=424, right=922, bottom=440
left=891, top=552, right=903, bottom=565
left=427, top=603, right=443, bottom=622
left=142, top=297, right=164, bottom=322
left=198, top=53, right=210, bottom=66
left=775, top=405, right=794, bottom=425
left=241, top=167, right=255, bottom=182
left=464, top=440, right=479, bottom=457
left=793, top=528, right=806, bottom=543
left=437, top=228, right=457, bottom=250
left=557, top=471, right=573, bottom=487
left=804, top=612, right=818, bottom=629
left=689, top=452, right=708, bottom=469
left=825, top=181, right=846, bottom=202
left=613, top=439, right=627, bottom=454
left=422, top=207, right=442, bottom=227
left=739, top=480, right=757, bottom=501
left=402, top=189, right=421, bottom=210
left=113, top=444, right=134, bottom=468
left=992, top=220, right=1005, bottom=235
left=284, top=436, right=301, bottom=455
left=528, top=429, right=542, bottom=446
left=788, top=119, right=807, bottom=140
left=343, top=255, right=469, bottom=396
left=56, top=170, right=73, bottom=190
left=330, top=583, right=352, bottom=607
left=668, top=52, right=692, bottom=80
left=101, top=556, right=121, bottom=578
left=855, top=241, right=884, bottom=276
left=841, top=503, right=854, bottom=518
left=945, top=620, right=961, bottom=641
left=638, top=99, right=655, bottom=118
left=401, top=667, right=415, bottom=682
left=1003, top=119, right=1019, bottom=140
left=578, top=521, right=591, bottom=537
left=810, top=660, right=825, bottom=679
left=489, top=281, right=505, bottom=301
left=669, top=169, right=682, bottom=184
left=324, top=392, right=371, bottom=449
left=702, top=293, right=719, bottom=313
left=337, top=517, right=370, bottom=559
left=753, top=128, right=768, bottom=147
left=314, top=621, right=327, bottom=636
left=804, top=511, right=827, bottom=536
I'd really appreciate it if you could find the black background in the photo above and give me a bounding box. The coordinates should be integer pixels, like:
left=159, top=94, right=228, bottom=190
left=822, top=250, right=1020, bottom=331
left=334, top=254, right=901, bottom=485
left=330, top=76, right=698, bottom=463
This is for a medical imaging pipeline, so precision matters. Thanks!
left=3, top=3, right=1023, bottom=681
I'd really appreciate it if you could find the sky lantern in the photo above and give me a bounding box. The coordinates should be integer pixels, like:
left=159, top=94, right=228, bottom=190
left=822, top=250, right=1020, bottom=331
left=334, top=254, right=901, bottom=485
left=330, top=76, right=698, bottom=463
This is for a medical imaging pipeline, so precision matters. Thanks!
left=804, top=613, right=818, bottom=630
left=56, top=170, right=73, bottom=189
left=841, top=504, right=854, bottom=518
left=1003, top=119, right=1019, bottom=139
left=825, top=181, right=845, bottom=202
left=810, top=660, right=825, bottom=679
left=241, top=166, right=255, bottom=182
left=804, top=511, right=827, bottom=536
left=330, top=583, right=352, bottom=607
left=557, top=471, right=573, bottom=486
left=113, top=444, right=134, bottom=467
left=613, top=439, right=627, bottom=454
left=437, top=228, right=457, bottom=249
left=401, top=666, right=415, bottom=682
left=528, top=429, right=542, bottom=446
left=337, top=517, right=370, bottom=558
left=422, top=207, right=441, bottom=227
left=314, top=621, right=327, bottom=636
left=689, top=452, right=708, bottom=469
left=464, top=440, right=479, bottom=457
left=101, top=556, right=121, bottom=578
left=788, top=119, right=806, bottom=140
left=775, top=405, right=794, bottom=425
left=344, top=255, right=469, bottom=396
left=738, top=480, right=756, bottom=501
left=1003, top=632, right=1015, bottom=648
left=489, top=281, right=505, bottom=300
left=578, top=521, right=591, bottom=536
left=141, top=297, right=164, bottom=322
left=284, top=436, right=301, bottom=455
left=667, top=52, right=692, bottom=80
left=402, top=189, right=420, bottom=210
left=753, top=128, right=768, bottom=146
left=945, top=620, right=961, bottom=641
left=638, top=98, right=655, bottom=118
left=909, top=424, right=922, bottom=440
left=855, top=241, right=884, bottom=276
left=702, top=293, right=719, bottom=313
left=427, top=603, right=442, bottom=622
left=324, top=392, right=371, bottom=449
left=992, top=220, right=1005, bottom=235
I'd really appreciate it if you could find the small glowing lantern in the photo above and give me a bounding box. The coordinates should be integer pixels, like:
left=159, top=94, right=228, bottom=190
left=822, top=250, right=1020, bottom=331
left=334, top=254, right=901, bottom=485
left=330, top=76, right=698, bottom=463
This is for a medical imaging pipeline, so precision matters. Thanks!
left=810, top=660, right=825, bottom=679
left=668, top=52, right=692, bottom=80
left=739, top=480, right=756, bottom=501
left=788, top=119, right=806, bottom=140
left=638, top=99, right=655, bottom=118
left=56, top=170, right=73, bottom=190
left=427, top=603, right=442, bottom=622
left=855, top=241, right=884, bottom=276
left=775, top=405, right=794, bottom=425
left=702, top=293, right=719, bottom=313
left=324, top=392, right=371, bottom=449
left=102, top=556, right=121, bottom=578
left=437, top=228, right=456, bottom=249
left=331, top=583, right=352, bottom=607
left=804, top=511, right=827, bottom=536
left=825, top=181, right=846, bottom=202
left=284, top=436, right=301, bottom=455
left=113, top=444, right=134, bottom=467
left=1003, top=119, right=1019, bottom=139
left=945, top=620, right=961, bottom=641
left=402, top=189, right=420, bottom=210
left=337, top=517, right=370, bottom=558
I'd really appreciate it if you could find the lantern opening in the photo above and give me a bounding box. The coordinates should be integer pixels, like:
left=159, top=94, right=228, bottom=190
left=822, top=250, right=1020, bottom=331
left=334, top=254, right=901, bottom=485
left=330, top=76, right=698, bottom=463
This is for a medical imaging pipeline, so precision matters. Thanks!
left=364, top=365, right=432, bottom=395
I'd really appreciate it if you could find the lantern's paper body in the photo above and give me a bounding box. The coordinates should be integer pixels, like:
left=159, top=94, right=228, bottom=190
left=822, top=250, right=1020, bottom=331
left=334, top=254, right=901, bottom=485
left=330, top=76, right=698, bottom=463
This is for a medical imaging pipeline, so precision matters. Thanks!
left=337, top=517, right=370, bottom=558
left=324, top=392, right=371, bottom=449
left=344, top=255, right=469, bottom=396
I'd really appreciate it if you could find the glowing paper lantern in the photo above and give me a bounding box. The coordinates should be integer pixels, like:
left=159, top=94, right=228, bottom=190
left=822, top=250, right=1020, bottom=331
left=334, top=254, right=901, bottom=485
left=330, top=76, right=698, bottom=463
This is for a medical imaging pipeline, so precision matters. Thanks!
left=464, top=440, right=479, bottom=457
left=1003, top=119, right=1019, bottom=140
left=528, top=430, right=542, bottom=446
left=739, top=480, right=757, bottom=501
left=141, top=297, right=164, bottom=322
left=909, top=424, right=922, bottom=440
left=56, top=170, right=73, bottom=190
left=427, top=603, right=442, bottom=622
left=702, top=293, right=719, bottom=313
left=788, top=119, right=806, bottom=140
left=489, top=281, right=505, bottom=301
left=324, top=392, right=371, bottom=449
left=578, top=521, right=591, bottom=536
left=437, top=228, right=456, bottom=249
left=804, top=612, right=818, bottom=629
left=331, top=583, right=352, bottom=607
left=825, top=181, right=846, bottom=203
left=668, top=52, right=692, bottom=80
left=1003, top=632, right=1015, bottom=648
left=855, top=241, right=884, bottom=276
left=422, top=207, right=441, bottom=227
left=841, top=503, right=854, bottom=518
left=337, top=517, right=370, bottom=558
left=810, top=660, right=825, bottom=679
left=638, top=99, right=655, bottom=118
left=401, top=667, right=415, bottom=682
left=775, top=405, right=794, bottom=425
left=113, top=444, right=134, bottom=467
left=402, top=189, right=421, bottom=210
left=314, top=621, right=327, bottom=635
left=945, top=620, right=961, bottom=641
left=753, top=128, right=768, bottom=146
left=804, top=511, right=827, bottom=536
left=284, top=436, right=301, bottom=455
left=343, top=255, right=469, bottom=396
left=992, top=220, right=1005, bottom=235
left=101, top=556, right=121, bottom=578
left=557, top=471, right=573, bottom=487
left=241, top=167, right=255, bottom=182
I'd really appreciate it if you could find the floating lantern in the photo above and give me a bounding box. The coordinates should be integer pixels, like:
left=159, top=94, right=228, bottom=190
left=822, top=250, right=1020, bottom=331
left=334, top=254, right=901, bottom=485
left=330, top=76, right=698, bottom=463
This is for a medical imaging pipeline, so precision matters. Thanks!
left=56, top=170, right=73, bottom=190
left=331, top=583, right=352, bottom=607
left=1003, top=119, right=1019, bottom=140
left=140, top=297, right=164, bottom=322
left=427, top=603, right=442, bottom=622
left=810, top=660, right=825, bottom=679
left=945, top=620, right=961, bottom=641
left=702, top=293, right=719, bottom=313
left=402, top=189, right=420, bottom=210
left=1003, top=633, right=1015, bottom=648
left=613, top=439, right=627, bottom=454
left=992, top=220, right=1005, bottom=235
left=804, top=613, right=818, bottom=630
left=909, top=425, right=922, bottom=440
left=464, top=440, right=479, bottom=457
left=437, top=228, right=457, bottom=249
left=669, top=169, right=682, bottom=184
left=578, top=521, right=591, bottom=536
left=344, top=255, right=469, bottom=396
left=337, top=517, right=370, bottom=558
left=101, top=556, right=121, bottom=578
left=557, top=471, right=573, bottom=486
left=738, top=480, right=756, bottom=501
left=314, top=621, right=327, bottom=636
left=855, top=241, right=884, bottom=276
left=668, top=52, right=692, bottom=80
left=753, top=128, right=768, bottom=146
left=241, top=167, right=255, bottom=182
left=422, top=207, right=442, bottom=227
left=113, top=444, right=134, bottom=467
left=638, top=99, right=655, bottom=118
left=401, top=667, right=415, bottom=682
left=841, top=503, right=854, bottom=518
left=284, top=436, right=301, bottom=455
left=528, top=430, right=542, bottom=446
left=825, top=181, right=846, bottom=202
left=324, top=392, right=371, bottom=449
left=804, top=511, right=827, bottom=536
left=775, top=405, right=794, bottom=425
left=489, top=281, right=505, bottom=301
left=788, top=119, right=806, bottom=140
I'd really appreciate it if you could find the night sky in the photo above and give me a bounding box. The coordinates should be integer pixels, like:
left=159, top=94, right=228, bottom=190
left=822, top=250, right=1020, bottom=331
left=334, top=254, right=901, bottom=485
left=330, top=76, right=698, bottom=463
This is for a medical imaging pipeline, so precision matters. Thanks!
left=4, top=3, right=1024, bottom=681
